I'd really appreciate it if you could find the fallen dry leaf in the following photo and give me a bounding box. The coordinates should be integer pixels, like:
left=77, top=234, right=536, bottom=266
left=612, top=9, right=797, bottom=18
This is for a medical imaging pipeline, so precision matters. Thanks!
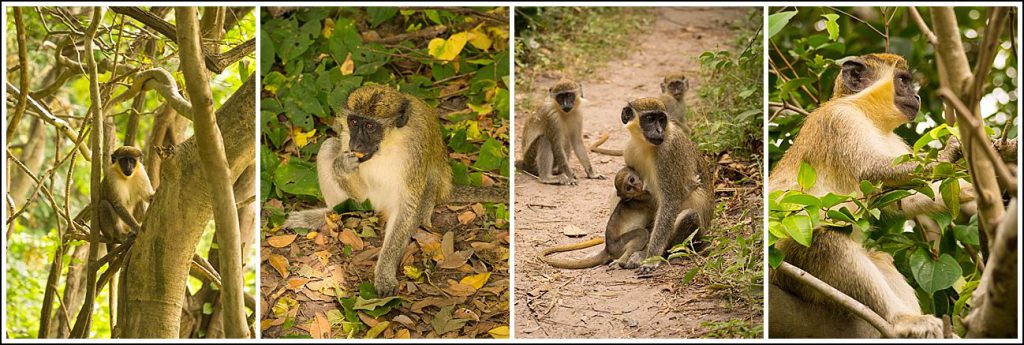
left=266, top=234, right=297, bottom=248
left=309, top=311, right=330, bottom=339
left=340, top=52, right=355, bottom=75
left=268, top=254, right=290, bottom=278
left=562, top=224, right=587, bottom=237
left=286, top=277, right=310, bottom=291
left=488, top=325, right=509, bottom=339
left=340, top=228, right=365, bottom=251
left=457, top=210, right=477, bottom=225
left=460, top=272, right=491, bottom=290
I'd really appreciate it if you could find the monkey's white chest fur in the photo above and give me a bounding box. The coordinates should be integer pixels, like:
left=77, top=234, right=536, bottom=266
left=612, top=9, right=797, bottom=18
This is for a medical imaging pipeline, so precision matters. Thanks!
left=355, top=132, right=410, bottom=219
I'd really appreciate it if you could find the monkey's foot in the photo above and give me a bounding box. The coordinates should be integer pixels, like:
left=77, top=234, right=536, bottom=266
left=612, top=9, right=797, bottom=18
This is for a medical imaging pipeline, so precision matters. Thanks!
left=636, top=261, right=661, bottom=275
left=620, top=252, right=643, bottom=269
left=892, top=313, right=943, bottom=338
left=586, top=173, right=606, bottom=180
left=374, top=274, right=399, bottom=297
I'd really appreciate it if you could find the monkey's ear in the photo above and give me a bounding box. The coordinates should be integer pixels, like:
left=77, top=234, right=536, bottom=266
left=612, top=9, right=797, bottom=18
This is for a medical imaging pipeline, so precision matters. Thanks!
left=394, top=99, right=410, bottom=128
left=621, top=106, right=635, bottom=124
left=839, top=57, right=868, bottom=92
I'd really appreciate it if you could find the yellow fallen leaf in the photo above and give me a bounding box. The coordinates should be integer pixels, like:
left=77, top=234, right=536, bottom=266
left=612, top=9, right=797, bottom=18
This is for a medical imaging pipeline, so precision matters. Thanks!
left=364, top=321, right=390, bottom=339
left=403, top=265, right=423, bottom=280
left=340, top=52, right=355, bottom=75
left=339, top=228, right=364, bottom=251
left=267, top=234, right=297, bottom=248
left=427, top=32, right=469, bottom=62
left=394, top=328, right=411, bottom=339
left=459, top=272, right=491, bottom=290
left=306, top=231, right=318, bottom=240
left=467, top=24, right=492, bottom=51
left=292, top=127, right=316, bottom=148
left=467, top=102, right=493, bottom=116
left=322, top=18, right=335, bottom=38
left=488, top=326, right=509, bottom=339
left=309, top=311, right=330, bottom=339
left=268, top=254, right=289, bottom=278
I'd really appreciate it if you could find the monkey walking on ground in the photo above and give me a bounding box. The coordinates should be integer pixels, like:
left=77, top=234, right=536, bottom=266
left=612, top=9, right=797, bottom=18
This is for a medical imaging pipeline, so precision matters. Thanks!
left=283, top=85, right=506, bottom=296
left=99, top=146, right=155, bottom=242
left=539, top=166, right=653, bottom=269
left=516, top=79, right=602, bottom=185
left=618, top=97, right=715, bottom=274
left=768, top=53, right=975, bottom=338
left=590, top=73, right=693, bottom=156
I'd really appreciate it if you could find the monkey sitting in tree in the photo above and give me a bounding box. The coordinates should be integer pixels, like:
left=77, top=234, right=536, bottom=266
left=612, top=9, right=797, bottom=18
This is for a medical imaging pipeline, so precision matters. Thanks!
left=99, top=146, right=155, bottom=242
left=516, top=79, right=602, bottom=185
left=539, top=166, right=653, bottom=269
left=283, top=85, right=506, bottom=296
left=619, top=97, right=715, bottom=273
left=768, top=53, right=973, bottom=338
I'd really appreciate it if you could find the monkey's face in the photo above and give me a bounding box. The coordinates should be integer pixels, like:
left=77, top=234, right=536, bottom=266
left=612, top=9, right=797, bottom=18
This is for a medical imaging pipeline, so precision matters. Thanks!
left=551, top=90, right=578, bottom=113
left=616, top=169, right=646, bottom=200
left=662, top=77, right=688, bottom=100
left=621, top=105, right=668, bottom=146
left=112, top=155, right=138, bottom=177
left=346, top=114, right=406, bottom=162
left=839, top=57, right=920, bottom=122
left=344, top=86, right=412, bottom=162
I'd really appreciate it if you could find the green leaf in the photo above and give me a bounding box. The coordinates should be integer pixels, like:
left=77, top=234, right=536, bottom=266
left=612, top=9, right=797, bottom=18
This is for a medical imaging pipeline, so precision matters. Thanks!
left=821, top=14, right=840, bottom=41
left=909, top=247, right=962, bottom=295
left=332, top=199, right=374, bottom=213
left=859, top=180, right=878, bottom=196
left=768, top=246, right=785, bottom=268
left=202, top=302, right=214, bottom=315
left=780, top=193, right=821, bottom=207
left=472, top=138, right=506, bottom=171
left=779, top=77, right=814, bottom=100
left=953, top=225, right=979, bottom=246
left=366, top=8, right=399, bottom=28
left=870, top=190, right=912, bottom=209
left=819, top=193, right=850, bottom=209
left=273, top=158, right=321, bottom=199
left=940, top=178, right=961, bottom=219
left=681, top=267, right=700, bottom=285
left=797, top=161, right=816, bottom=191
left=782, top=214, right=813, bottom=247
left=826, top=209, right=854, bottom=224
left=768, top=11, right=798, bottom=39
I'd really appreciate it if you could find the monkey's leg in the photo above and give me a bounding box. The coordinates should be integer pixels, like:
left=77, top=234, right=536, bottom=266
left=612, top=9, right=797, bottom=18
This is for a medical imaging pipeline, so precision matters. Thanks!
left=630, top=207, right=693, bottom=273
left=536, top=139, right=576, bottom=185
left=374, top=198, right=428, bottom=296
left=100, top=200, right=139, bottom=240
left=777, top=234, right=942, bottom=338
left=572, top=133, right=602, bottom=179
left=613, top=232, right=648, bottom=268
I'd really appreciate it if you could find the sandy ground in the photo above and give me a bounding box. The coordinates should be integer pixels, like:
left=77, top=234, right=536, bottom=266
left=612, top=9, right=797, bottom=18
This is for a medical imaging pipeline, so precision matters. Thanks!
left=513, top=7, right=762, bottom=338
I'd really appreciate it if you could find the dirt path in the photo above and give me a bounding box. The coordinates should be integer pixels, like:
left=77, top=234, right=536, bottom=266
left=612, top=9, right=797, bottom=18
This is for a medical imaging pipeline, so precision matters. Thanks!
left=513, top=8, right=758, bottom=338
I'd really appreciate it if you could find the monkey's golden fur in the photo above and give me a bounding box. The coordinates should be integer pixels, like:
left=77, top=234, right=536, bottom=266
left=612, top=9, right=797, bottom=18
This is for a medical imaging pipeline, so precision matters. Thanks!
left=768, top=54, right=956, bottom=338
left=517, top=79, right=599, bottom=184
left=659, top=73, right=692, bottom=135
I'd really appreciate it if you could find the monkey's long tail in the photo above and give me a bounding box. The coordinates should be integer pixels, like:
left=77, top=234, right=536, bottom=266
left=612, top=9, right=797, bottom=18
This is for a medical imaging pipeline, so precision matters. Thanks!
left=537, top=237, right=611, bottom=269
left=448, top=185, right=508, bottom=204
left=282, top=208, right=331, bottom=230
left=589, top=133, right=623, bottom=156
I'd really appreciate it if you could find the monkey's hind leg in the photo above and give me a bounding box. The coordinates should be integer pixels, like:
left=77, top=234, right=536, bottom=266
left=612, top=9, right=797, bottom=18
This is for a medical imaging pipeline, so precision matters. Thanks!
left=776, top=233, right=942, bottom=338
left=374, top=197, right=429, bottom=296
left=536, top=138, right=576, bottom=185
left=613, top=231, right=648, bottom=268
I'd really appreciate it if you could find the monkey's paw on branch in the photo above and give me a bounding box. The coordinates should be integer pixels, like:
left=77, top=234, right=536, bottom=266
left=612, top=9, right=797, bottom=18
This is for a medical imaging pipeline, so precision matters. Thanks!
left=892, top=313, right=943, bottom=339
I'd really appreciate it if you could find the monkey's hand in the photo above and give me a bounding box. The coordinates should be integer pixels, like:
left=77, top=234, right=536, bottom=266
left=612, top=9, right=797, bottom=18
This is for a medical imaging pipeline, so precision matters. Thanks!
left=938, top=136, right=962, bottom=163
left=586, top=170, right=606, bottom=180
left=636, top=261, right=661, bottom=275
left=334, top=151, right=361, bottom=175
left=891, top=313, right=943, bottom=338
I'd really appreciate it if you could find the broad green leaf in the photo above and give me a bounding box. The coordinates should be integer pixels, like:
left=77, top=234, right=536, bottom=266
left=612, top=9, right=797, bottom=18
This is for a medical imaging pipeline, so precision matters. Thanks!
left=768, top=11, right=798, bottom=39
left=366, top=7, right=399, bottom=28
left=820, top=193, right=850, bottom=208
left=780, top=193, right=821, bottom=207
left=797, top=161, right=816, bottom=191
left=953, top=225, right=979, bottom=246
left=909, top=247, right=962, bottom=295
left=768, top=246, right=785, bottom=268
left=822, top=14, right=840, bottom=41
left=472, top=138, right=505, bottom=171
left=782, top=214, right=813, bottom=247
left=871, top=190, right=912, bottom=209
left=859, top=180, right=878, bottom=196
left=273, top=158, right=321, bottom=199
left=940, top=178, right=961, bottom=219
left=332, top=199, right=374, bottom=213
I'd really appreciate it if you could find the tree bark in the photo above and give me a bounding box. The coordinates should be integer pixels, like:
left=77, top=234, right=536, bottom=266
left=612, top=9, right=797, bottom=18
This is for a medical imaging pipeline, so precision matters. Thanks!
left=174, top=7, right=249, bottom=338
left=120, top=74, right=254, bottom=338
left=965, top=200, right=1018, bottom=338
left=69, top=7, right=106, bottom=338
left=7, top=7, right=30, bottom=139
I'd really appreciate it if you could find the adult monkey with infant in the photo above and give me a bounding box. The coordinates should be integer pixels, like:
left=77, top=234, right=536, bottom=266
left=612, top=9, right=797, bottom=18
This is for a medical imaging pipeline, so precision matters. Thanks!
left=768, top=53, right=976, bottom=338
left=618, top=97, right=714, bottom=273
left=284, top=85, right=506, bottom=296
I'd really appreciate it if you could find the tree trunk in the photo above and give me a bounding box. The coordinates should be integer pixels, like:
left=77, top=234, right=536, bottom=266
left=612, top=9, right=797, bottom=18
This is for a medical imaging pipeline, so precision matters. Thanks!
left=120, top=74, right=254, bottom=338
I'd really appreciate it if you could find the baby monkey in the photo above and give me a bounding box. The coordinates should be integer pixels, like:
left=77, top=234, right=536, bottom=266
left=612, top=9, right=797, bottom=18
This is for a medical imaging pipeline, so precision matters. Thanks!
left=538, top=166, right=653, bottom=268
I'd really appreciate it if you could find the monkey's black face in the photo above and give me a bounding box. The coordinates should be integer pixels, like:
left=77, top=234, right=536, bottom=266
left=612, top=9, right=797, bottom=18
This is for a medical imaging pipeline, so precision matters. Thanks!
left=894, top=70, right=921, bottom=121
left=114, top=156, right=137, bottom=177
left=347, top=115, right=384, bottom=162
left=554, top=92, right=576, bottom=113
left=667, top=80, right=687, bottom=99
left=639, top=111, right=667, bottom=145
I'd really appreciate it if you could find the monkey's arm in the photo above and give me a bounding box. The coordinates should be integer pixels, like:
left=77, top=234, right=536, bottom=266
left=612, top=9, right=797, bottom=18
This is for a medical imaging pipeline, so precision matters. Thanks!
left=101, top=199, right=141, bottom=232
left=571, top=129, right=601, bottom=179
